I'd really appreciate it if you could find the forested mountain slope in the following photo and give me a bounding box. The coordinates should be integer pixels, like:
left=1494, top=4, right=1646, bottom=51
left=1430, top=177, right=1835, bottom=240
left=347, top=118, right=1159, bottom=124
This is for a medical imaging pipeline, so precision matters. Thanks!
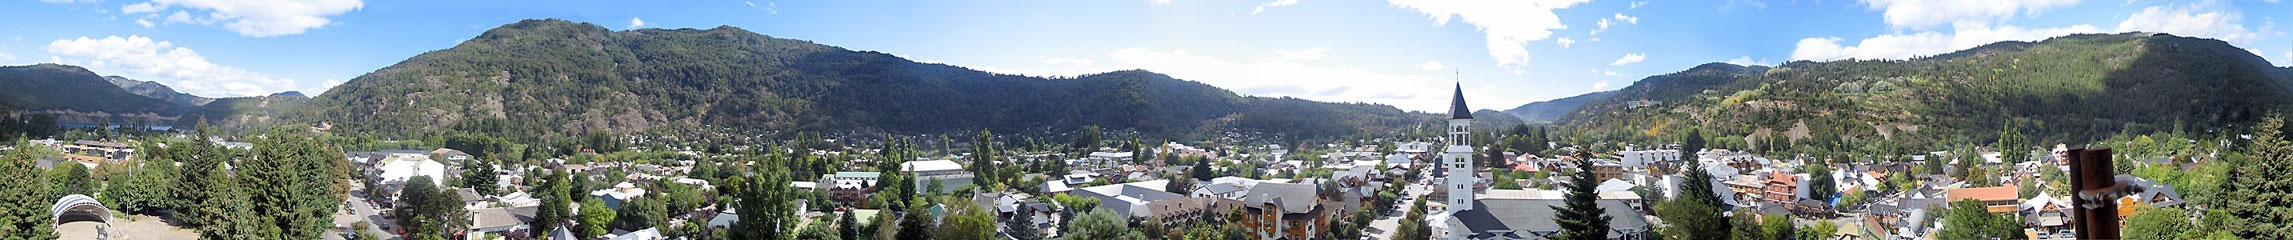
left=1558, top=33, right=2293, bottom=153
left=291, top=19, right=1436, bottom=140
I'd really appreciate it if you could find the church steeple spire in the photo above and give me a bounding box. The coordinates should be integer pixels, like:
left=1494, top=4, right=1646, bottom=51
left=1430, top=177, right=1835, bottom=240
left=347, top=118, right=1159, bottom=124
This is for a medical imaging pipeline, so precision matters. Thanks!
left=1448, top=82, right=1473, bottom=120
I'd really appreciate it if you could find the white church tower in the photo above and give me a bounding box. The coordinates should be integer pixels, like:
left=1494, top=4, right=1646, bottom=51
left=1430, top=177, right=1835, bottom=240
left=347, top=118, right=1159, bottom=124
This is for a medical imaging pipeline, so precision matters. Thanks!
left=1443, top=83, right=1476, bottom=212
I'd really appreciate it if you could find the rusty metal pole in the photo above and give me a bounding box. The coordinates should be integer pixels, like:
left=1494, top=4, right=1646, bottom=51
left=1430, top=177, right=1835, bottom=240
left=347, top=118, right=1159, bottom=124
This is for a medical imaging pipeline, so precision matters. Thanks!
left=2069, top=148, right=2119, bottom=240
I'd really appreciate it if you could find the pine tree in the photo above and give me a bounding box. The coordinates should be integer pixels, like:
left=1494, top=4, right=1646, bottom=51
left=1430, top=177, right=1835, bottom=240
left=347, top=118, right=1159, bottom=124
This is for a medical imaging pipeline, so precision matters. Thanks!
left=1663, top=127, right=1732, bottom=239
left=2226, top=114, right=2293, bottom=238
left=1005, top=206, right=1041, bottom=240
left=1553, top=157, right=1613, bottom=240
left=1682, top=128, right=1705, bottom=166
left=0, top=140, right=57, bottom=240
left=196, top=169, right=264, bottom=240
left=245, top=131, right=350, bottom=239
left=839, top=210, right=861, bottom=240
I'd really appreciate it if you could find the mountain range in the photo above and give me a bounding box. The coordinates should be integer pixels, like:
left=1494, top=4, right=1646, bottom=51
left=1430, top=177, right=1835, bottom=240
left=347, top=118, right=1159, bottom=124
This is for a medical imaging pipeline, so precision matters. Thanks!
left=1521, top=33, right=2293, bottom=152
left=5, top=20, right=2292, bottom=147
left=279, top=19, right=1435, bottom=141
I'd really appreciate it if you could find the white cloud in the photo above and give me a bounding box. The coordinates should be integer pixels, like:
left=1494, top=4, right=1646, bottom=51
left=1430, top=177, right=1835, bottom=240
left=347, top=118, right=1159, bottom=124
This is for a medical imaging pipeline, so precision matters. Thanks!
left=629, top=17, right=646, bottom=29
left=1790, top=23, right=2102, bottom=61
left=1726, top=56, right=1772, bottom=66
left=136, top=19, right=156, bottom=28
left=1630, top=1, right=1649, bottom=8
left=1596, top=18, right=1611, bottom=33
left=45, top=35, right=305, bottom=97
left=40, top=0, right=96, bottom=3
left=1151, top=0, right=1173, bottom=3
left=1614, top=13, right=1638, bottom=25
left=308, top=79, right=342, bottom=95
left=1556, top=37, right=1575, bottom=48
left=745, top=1, right=778, bottom=14
left=1273, top=48, right=1330, bottom=60
left=1859, top=0, right=2083, bottom=30
left=118, top=0, right=363, bottom=37
left=1592, top=81, right=1610, bottom=90
left=1388, top=0, right=1591, bottom=73
left=2114, top=4, right=2264, bottom=46
left=164, top=11, right=199, bottom=24
left=1419, top=60, right=1447, bottom=71
left=1602, top=70, right=1618, bottom=76
left=122, top=2, right=161, bottom=13
left=1253, top=0, right=1300, bottom=14
left=1610, top=53, right=1645, bottom=66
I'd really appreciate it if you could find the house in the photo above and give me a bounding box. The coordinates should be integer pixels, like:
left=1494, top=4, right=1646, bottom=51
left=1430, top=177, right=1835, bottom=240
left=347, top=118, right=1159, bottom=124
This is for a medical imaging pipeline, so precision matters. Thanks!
left=1237, top=182, right=1330, bottom=240
left=1062, top=170, right=1103, bottom=185
left=1762, top=173, right=1798, bottom=205
left=458, top=188, right=486, bottom=209
left=464, top=206, right=537, bottom=240
left=1590, top=159, right=1625, bottom=182
left=370, top=153, right=448, bottom=206
left=2021, top=192, right=2073, bottom=236
left=2116, top=177, right=2185, bottom=223
left=1071, top=180, right=1182, bottom=218
left=1947, top=186, right=2020, bottom=213
left=591, top=182, right=648, bottom=209
left=1193, top=176, right=1260, bottom=200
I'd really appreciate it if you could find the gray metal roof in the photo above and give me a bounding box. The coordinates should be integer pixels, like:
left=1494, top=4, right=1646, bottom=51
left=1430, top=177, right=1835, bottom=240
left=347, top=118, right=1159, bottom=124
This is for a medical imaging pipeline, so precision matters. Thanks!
left=1450, top=199, right=1650, bottom=238
left=1242, top=182, right=1319, bottom=214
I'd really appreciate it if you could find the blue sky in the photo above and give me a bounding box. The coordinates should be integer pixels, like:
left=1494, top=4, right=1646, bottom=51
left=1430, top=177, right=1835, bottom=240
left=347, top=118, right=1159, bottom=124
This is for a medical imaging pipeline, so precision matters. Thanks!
left=3, top=0, right=2288, bottom=112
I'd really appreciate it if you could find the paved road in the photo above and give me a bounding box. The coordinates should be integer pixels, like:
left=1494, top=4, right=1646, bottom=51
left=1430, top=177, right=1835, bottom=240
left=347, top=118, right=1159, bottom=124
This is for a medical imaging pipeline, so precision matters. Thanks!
left=331, top=182, right=399, bottom=240
left=1368, top=177, right=1434, bottom=240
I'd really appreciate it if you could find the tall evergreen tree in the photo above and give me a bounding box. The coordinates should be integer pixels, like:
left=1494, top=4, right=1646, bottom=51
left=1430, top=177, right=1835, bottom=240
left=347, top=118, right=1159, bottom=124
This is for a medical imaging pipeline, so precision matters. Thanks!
left=2226, top=114, right=2293, bottom=238
left=1682, top=128, right=1705, bottom=165
left=1662, top=127, right=1731, bottom=239
left=195, top=167, right=264, bottom=240
left=0, top=140, right=56, bottom=240
left=1553, top=157, right=1613, bottom=240
left=461, top=158, right=501, bottom=196
left=173, top=134, right=230, bottom=227
left=245, top=131, right=350, bottom=239
left=838, top=210, right=861, bottom=240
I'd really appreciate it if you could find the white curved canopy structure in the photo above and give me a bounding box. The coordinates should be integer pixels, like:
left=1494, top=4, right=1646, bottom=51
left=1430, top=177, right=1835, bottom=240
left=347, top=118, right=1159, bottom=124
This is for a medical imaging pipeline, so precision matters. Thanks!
left=51, top=194, right=111, bottom=225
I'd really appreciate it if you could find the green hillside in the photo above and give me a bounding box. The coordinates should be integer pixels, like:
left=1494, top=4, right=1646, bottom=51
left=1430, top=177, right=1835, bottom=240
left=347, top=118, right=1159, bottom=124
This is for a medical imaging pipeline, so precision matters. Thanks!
left=0, top=64, right=190, bottom=120
left=176, top=92, right=310, bottom=132
left=1501, top=90, right=1613, bottom=122
left=290, top=19, right=1435, bottom=141
left=106, top=76, right=216, bottom=107
left=1559, top=33, right=2293, bottom=154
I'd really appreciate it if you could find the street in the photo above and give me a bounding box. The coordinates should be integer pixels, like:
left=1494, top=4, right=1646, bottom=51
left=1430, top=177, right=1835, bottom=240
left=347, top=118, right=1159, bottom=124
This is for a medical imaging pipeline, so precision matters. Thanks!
left=331, top=181, right=399, bottom=240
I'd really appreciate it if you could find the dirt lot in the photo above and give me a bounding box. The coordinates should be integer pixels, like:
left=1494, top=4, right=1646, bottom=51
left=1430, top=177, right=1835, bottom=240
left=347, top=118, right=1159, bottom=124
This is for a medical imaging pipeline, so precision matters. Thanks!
left=57, top=214, right=198, bottom=240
